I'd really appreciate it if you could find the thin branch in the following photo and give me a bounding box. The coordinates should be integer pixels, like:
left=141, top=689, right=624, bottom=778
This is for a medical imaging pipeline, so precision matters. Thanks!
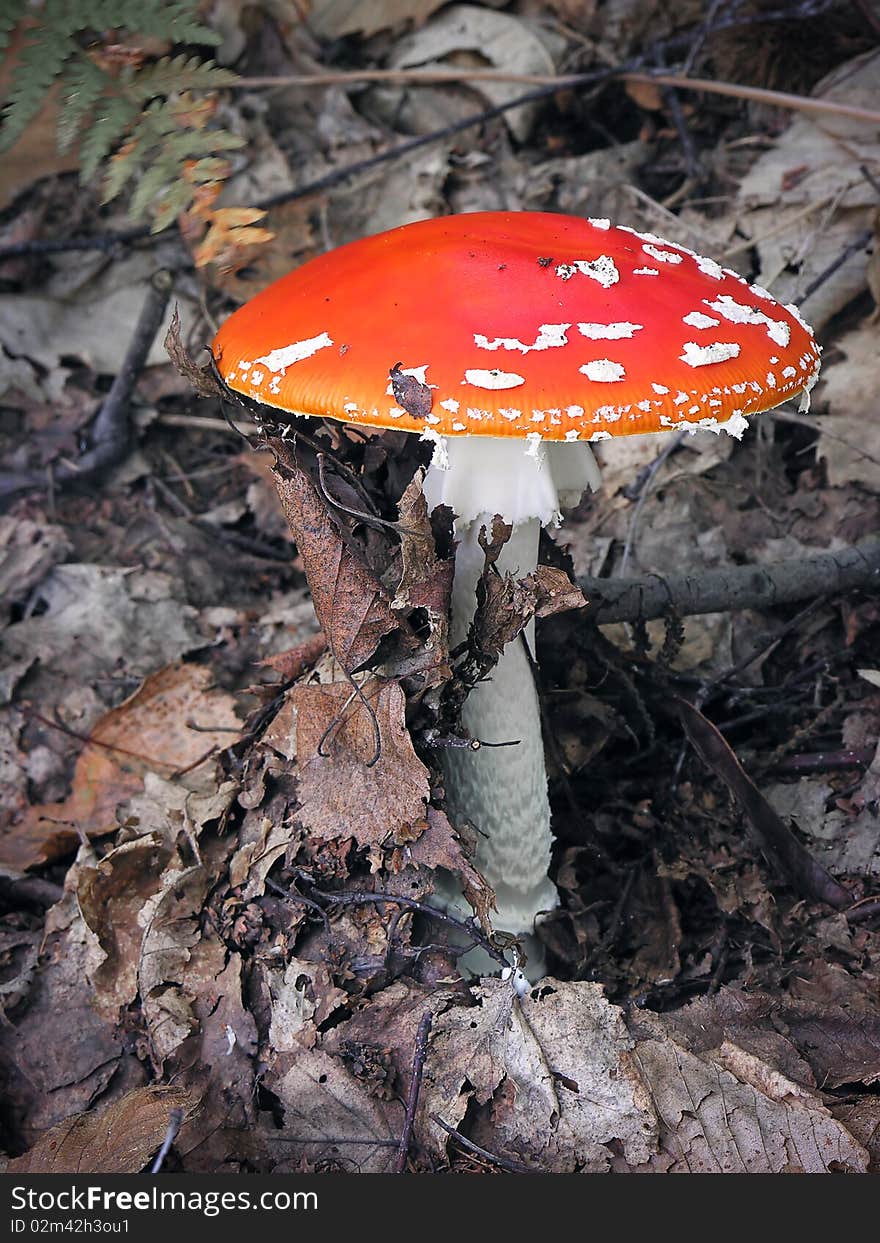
left=431, top=1115, right=534, bottom=1175
left=579, top=537, right=880, bottom=626
left=231, top=67, right=880, bottom=127
left=394, top=1011, right=432, bottom=1173
left=0, top=269, right=173, bottom=500
left=150, top=1107, right=184, bottom=1174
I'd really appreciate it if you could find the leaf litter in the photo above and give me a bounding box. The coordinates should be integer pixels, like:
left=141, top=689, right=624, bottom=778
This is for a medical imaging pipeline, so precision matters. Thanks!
left=1, top=0, right=880, bottom=1177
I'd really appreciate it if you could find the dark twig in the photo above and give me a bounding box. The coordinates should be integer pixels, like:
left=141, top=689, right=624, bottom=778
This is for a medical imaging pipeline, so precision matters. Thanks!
left=394, top=1011, right=433, bottom=1173
left=431, top=1115, right=534, bottom=1174
left=796, top=228, right=873, bottom=304
left=287, top=872, right=510, bottom=968
left=765, top=747, right=874, bottom=776
left=581, top=537, right=880, bottom=626
left=652, top=41, right=701, bottom=182
left=0, top=269, right=173, bottom=501
left=150, top=1107, right=184, bottom=1174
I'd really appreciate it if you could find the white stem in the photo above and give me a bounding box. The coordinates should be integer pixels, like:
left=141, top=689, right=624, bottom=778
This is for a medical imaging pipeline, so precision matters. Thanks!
left=421, top=434, right=601, bottom=951
left=442, top=516, right=558, bottom=935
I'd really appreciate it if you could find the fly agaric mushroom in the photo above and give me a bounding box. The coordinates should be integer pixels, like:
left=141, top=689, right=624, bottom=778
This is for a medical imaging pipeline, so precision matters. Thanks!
left=211, top=211, right=821, bottom=966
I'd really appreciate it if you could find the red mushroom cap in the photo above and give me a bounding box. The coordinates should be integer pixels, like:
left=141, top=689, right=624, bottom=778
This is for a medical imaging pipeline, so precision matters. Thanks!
left=211, top=211, right=820, bottom=442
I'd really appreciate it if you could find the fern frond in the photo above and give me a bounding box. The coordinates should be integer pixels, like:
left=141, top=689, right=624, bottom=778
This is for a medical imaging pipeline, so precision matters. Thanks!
left=110, top=0, right=221, bottom=46
left=79, top=94, right=139, bottom=182
left=99, top=99, right=243, bottom=220
left=0, top=22, right=77, bottom=151
left=57, top=56, right=108, bottom=152
left=0, top=1, right=28, bottom=55
left=125, top=55, right=238, bottom=101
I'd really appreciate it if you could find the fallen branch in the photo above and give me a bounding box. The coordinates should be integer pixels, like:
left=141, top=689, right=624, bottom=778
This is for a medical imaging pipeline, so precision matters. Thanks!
left=0, top=269, right=173, bottom=501
left=394, top=1011, right=432, bottom=1174
left=233, top=68, right=880, bottom=129
left=578, top=537, right=880, bottom=625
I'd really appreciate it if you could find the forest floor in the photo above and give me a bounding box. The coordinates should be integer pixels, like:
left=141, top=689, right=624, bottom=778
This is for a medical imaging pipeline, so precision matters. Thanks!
left=1, top=0, right=880, bottom=1173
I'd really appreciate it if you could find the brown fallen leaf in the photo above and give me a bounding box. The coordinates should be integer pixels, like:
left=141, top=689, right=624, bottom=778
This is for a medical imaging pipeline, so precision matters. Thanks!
left=629, top=1024, right=868, bottom=1173
left=421, top=977, right=657, bottom=1172
left=293, top=678, right=430, bottom=847
left=5, top=663, right=241, bottom=870
left=8, top=1086, right=194, bottom=1174
left=77, top=835, right=174, bottom=1021
left=391, top=471, right=453, bottom=687
left=474, top=523, right=586, bottom=660
left=662, top=986, right=880, bottom=1092
left=270, top=448, right=399, bottom=673
left=402, top=806, right=495, bottom=930
left=262, top=632, right=327, bottom=682
left=265, top=1047, right=403, bottom=1173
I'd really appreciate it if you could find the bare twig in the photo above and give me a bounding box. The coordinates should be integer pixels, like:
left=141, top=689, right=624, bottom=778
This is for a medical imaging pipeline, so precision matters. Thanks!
left=394, top=1011, right=433, bottom=1173
left=286, top=873, right=510, bottom=968
left=230, top=67, right=880, bottom=128
left=0, top=269, right=174, bottom=501
left=150, top=1107, right=184, bottom=1174
left=431, top=1115, right=534, bottom=1174
left=580, top=537, right=880, bottom=626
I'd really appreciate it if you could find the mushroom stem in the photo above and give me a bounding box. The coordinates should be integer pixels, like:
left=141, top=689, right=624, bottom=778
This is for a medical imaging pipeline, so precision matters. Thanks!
left=422, top=434, right=601, bottom=956
left=444, top=514, right=558, bottom=935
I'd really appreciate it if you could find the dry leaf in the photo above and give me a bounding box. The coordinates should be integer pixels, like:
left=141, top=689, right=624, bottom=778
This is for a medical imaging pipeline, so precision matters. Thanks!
left=735, top=48, right=880, bottom=331
left=631, top=1033, right=868, bottom=1173
left=271, top=451, right=399, bottom=673
left=5, top=663, right=241, bottom=870
left=192, top=207, right=275, bottom=272
left=422, top=977, right=657, bottom=1171
left=8, top=1086, right=193, bottom=1174
left=307, top=0, right=448, bottom=39
left=816, top=321, right=880, bottom=490
left=0, top=515, right=72, bottom=608
left=267, top=1048, right=403, bottom=1172
left=293, top=677, right=430, bottom=846
left=404, top=806, right=495, bottom=929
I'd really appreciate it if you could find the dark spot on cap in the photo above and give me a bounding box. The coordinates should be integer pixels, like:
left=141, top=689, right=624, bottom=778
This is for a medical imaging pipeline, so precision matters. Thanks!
left=339, top=344, right=349, bottom=355
left=537, top=256, right=553, bottom=268
left=498, top=263, right=507, bottom=271
left=389, top=362, right=433, bottom=421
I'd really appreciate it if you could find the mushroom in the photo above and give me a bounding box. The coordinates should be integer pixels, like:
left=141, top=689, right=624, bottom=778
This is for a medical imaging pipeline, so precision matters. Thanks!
left=211, top=211, right=821, bottom=970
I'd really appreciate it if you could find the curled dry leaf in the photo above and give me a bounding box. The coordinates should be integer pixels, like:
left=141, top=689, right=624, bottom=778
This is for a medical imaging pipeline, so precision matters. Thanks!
left=164, top=306, right=228, bottom=400
left=7, top=1086, right=194, bottom=1174
left=402, top=806, right=495, bottom=930
left=270, top=449, right=398, bottom=673
left=472, top=529, right=586, bottom=663
left=4, top=662, right=241, bottom=871
left=391, top=471, right=453, bottom=685
left=293, top=677, right=430, bottom=847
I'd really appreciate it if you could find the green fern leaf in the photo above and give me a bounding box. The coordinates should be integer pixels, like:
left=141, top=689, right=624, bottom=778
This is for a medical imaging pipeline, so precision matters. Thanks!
left=114, top=0, right=221, bottom=46
left=57, top=56, right=108, bottom=152
left=79, top=94, right=139, bottom=182
left=126, top=54, right=238, bottom=100
left=0, top=2, right=28, bottom=56
left=0, top=23, right=76, bottom=151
